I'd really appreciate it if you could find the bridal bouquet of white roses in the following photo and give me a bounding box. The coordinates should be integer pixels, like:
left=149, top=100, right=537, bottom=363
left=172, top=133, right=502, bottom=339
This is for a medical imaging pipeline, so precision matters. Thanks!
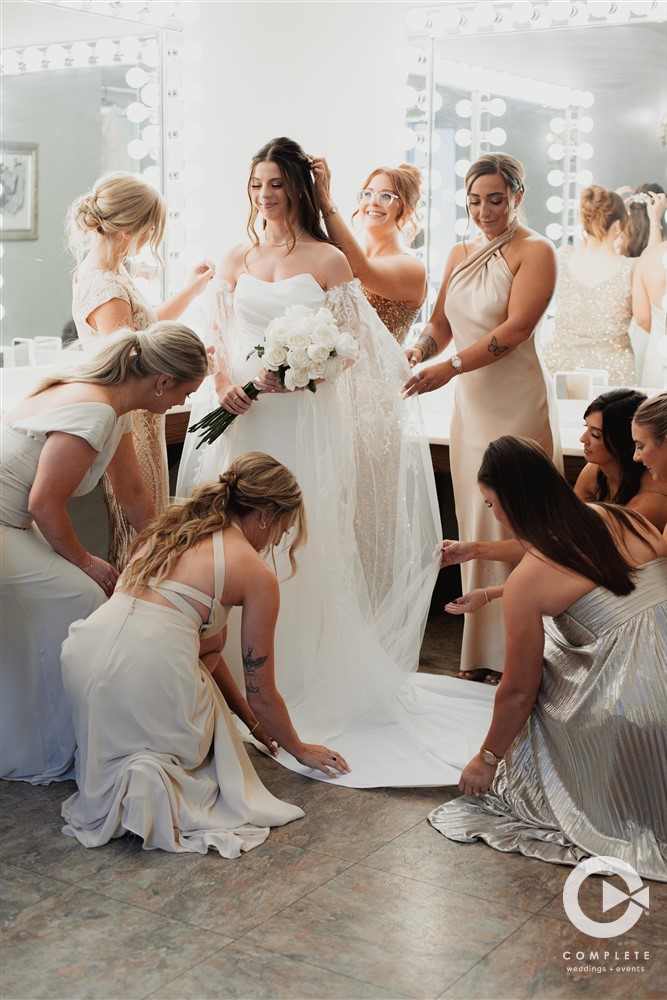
left=189, top=303, right=359, bottom=447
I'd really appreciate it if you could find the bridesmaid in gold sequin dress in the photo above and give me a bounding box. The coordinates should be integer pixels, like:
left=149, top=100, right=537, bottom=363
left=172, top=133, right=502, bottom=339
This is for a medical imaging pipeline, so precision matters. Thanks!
left=310, top=157, right=426, bottom=344
left=543, top=186, right=635, bottom=386
left=68, top=172, right=215, bottom=568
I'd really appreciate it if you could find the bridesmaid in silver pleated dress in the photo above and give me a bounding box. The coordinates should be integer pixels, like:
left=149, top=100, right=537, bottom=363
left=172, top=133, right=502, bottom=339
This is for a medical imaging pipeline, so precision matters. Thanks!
left=429, top=436, right=667, bottom=883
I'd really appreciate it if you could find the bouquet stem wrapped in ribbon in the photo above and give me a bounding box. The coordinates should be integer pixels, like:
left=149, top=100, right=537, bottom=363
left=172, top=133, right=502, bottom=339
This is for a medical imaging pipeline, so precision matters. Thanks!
left=189, top=303, right=358, bottom=448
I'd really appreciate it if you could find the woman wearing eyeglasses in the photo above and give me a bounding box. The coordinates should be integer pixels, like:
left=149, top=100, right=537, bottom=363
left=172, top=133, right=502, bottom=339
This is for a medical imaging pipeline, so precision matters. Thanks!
left=310, top=157, right=427, bottom=345
left=177, top=137, right=496, bottom=789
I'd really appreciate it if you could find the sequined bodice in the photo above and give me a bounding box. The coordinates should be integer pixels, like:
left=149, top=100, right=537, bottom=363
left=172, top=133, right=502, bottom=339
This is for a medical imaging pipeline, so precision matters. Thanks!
left=362, top=289, right=420, bottom=346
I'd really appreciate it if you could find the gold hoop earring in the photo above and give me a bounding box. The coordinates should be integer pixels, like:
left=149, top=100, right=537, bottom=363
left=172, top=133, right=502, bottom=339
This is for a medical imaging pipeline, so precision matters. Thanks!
left=259, top=519, right=267, bottom=530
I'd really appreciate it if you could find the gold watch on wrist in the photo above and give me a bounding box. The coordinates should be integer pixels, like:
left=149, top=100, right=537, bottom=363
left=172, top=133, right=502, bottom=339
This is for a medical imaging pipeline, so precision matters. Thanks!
left=450, top=354, right=463, bottom=373
left=479, top=746, right=503, bottom=766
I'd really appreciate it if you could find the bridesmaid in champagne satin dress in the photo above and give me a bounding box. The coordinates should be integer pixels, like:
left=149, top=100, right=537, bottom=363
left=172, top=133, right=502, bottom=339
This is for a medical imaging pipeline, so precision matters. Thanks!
left=405, top=154, right=561, bottom=683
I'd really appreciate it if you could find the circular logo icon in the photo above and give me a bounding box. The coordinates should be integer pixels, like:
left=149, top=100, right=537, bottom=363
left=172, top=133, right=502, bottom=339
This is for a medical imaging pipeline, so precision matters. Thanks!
left=563, top=855, right=650, bottom=938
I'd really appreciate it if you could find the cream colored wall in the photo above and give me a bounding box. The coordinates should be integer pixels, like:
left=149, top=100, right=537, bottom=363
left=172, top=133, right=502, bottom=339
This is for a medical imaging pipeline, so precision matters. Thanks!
left=182, top=1, right=412, bottom=263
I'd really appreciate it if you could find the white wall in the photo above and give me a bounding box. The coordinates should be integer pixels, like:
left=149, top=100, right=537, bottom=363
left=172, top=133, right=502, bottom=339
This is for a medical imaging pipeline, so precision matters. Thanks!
left=182, top=1, right=412, bottom=263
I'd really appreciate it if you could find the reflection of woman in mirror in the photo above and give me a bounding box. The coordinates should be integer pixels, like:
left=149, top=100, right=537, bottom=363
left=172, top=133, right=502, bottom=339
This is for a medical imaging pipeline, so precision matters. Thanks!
left=67, top=172, right=215, bottom=568
left=633, top=394, right=667, bottom=531
left=543, top=185, right=635, bottom=386
left=619, top=183, right=666, bottom=258
left=0, top=324, right=208, bottom=783
left=403, top=152, right=560, bottom=685
left=429, top=436, right=667, bottom=883
left=632, top=238, right=667, bottom=388
left=310, top=157, right=426, bottom=345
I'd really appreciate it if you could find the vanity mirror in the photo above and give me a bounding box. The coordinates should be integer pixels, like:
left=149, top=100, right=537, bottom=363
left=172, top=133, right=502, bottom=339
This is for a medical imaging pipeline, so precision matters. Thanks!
left=401, top=2, right=667, bottom=294
left=0, top=0, right=193, bottom=362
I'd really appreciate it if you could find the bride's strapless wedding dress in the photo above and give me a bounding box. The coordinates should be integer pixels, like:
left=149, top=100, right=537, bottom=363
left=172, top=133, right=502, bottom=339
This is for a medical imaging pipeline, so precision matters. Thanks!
left=177, top=275, right=495, bottom=787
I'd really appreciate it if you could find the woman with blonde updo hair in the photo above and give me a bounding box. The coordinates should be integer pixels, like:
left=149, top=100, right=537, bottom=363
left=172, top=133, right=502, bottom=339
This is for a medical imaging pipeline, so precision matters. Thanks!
left=1, top=322, right=208, bottom=784
left=68, top=171, right=215, bottom=568
left=310, top=157, right=426, bottom=344
left=543, top=185, right=635, bottom=385
left=60, top=452, right=348, bottom=856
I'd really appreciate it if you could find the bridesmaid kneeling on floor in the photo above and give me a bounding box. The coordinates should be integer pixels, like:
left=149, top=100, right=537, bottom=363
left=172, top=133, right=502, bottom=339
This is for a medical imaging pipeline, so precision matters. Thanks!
left=429, top=436, right=667, bottom=883
left=60, top=452, right=349, bottom=857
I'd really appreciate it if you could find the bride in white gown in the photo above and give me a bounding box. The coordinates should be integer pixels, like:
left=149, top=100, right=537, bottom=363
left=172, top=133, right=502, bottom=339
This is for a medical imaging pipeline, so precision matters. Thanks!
left=177, top=137, right=495, bottom=787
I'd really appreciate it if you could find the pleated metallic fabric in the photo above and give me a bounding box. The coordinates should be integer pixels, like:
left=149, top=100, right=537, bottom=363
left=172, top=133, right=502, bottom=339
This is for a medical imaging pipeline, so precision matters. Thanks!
left=429, top=558, right=667, bottom=882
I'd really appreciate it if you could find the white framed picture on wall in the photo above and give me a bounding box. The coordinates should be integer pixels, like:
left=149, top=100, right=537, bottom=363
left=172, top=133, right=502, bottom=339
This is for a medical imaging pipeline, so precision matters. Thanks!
left=0, top=141, right=38, bottom=240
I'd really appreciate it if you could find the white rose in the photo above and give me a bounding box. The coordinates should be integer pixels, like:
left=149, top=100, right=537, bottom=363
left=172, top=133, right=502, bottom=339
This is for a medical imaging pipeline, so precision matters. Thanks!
left=284, top=367, right=311, bottom=391
left=307, top=343, right=331, bottom=363
left=311, top=322, right=337, bottom=348
left=286, top=330, right=312, bottom=350
left=286, top=304, right=312, bottom=320
left=314, top=307, right=335, bottom=323
left=287, top=348, right=309, bottom=369
left=308, top=360, right=327, bottom=379
left=334, top=331, right=359, bottom=361
left=324, top=355, right=344, bottom=382
left=263, top=344, right=288, bottom=369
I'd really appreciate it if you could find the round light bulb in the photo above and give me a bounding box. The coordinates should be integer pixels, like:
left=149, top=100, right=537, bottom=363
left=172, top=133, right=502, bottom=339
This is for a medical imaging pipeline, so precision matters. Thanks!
left=547, top=196, right=564, bottom=213
left=580, top=91, right=595, bottom=108
left=550, top=117, right=566, bottom=134
left=126, top=66, right=148, bottom=89
left=454, top=158, right=471, bottom=178
left=432, top=92, right=444, bottom=112
left=546, top=223, right=563, bottom=241
left=126, top=102, right=149, bottom=124
left=549, top=1, right=573, bottom=21
left=406, top=8, right=430, bottom=30
left=141, top=124, right=161, bottom=147
left=473, top=2, right=497, bottom=26
left=454, top=218, right=469, bottom=236
left=488, top=127, right=506, bottom=146
left=455, top=99, right=473, bottom=118
left=141, top=83, right=160, bottom=108
left=455, top=128, right=472, bottom=148
left=94, top=39, right=116, bottom=63
left=70, top=41, right=92, bottom=66
left=488, top=98, right=506, bottom=117
left=578, top=142, right=594, bottom=160
left=454, top=188, right=467, bottom=207
left=578, top=116, right=594, bottom=133
left=577, top=168, right=594, bottom=186
left=586, top=1, right=613, bottom=16
left=128, top=139, right=148, bottom=160
left=142, top=166, right=161, bottom=188
left=547, top=169, right=564, bottom=186
left=511, top=1, right=534, bottom=23
left=141, top=42, right=160, bottom=68
left=548, top=143, right=565, bottom=160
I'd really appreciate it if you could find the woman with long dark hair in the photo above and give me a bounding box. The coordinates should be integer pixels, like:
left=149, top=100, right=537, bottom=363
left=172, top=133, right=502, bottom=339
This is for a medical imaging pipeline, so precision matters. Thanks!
left=429, top=436, right=667, bottom=882
left=176, top=137, right=496, bottom=789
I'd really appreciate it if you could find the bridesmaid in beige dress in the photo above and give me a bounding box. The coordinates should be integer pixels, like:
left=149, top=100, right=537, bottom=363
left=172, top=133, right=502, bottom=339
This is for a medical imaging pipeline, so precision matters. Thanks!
left=68, top=172, right=215, bottom=567
left=310, top=156, right=427, bottom=344
left=404, top=153, right=561, bottom=684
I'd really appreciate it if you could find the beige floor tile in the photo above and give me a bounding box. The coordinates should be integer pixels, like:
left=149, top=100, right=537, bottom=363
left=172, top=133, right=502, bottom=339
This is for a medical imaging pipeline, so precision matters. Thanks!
left=265, top=777, right=448, bottom=863
left=77, top=839, right=350, bottom=938
left=1, top=885, right=230, bottom=1000
left=364, top=820, right=568, bottom=913
left=151, top=938, right=405, bottom=1000
left=438, top=913, right=665, bottom=999
left=241, top=863, right=530, bottom=999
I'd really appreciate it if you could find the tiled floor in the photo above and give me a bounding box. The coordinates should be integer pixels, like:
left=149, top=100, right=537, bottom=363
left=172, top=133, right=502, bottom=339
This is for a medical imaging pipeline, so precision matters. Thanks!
left=1, top=613, right=664, bottom=1000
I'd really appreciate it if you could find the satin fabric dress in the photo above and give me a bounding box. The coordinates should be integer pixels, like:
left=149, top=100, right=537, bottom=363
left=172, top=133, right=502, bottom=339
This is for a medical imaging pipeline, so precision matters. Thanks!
left=72, top=267, right=168, bottom=569
left=1, top=403, right=130, bottom=783
left=61, top=529, right=304, bottom=855
left=177, top=274, right=497, bottom=788
left=640, top=304, right=667, bottom=388
left=445, top=228, right=561, bottom=673
left=429, top=558, right=667, bottom=882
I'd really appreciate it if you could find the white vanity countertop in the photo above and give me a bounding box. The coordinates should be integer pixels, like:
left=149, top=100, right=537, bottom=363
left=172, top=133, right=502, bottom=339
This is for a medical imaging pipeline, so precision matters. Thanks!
left=1, top=367, right=587, bottom=458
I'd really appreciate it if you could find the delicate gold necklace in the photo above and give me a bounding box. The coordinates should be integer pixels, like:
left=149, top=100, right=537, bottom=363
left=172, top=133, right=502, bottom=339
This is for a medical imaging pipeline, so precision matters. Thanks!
left=264, top=226, right=305, bottom=247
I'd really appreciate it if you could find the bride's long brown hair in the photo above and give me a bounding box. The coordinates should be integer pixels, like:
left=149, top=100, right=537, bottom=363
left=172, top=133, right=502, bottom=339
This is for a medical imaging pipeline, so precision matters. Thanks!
left=123, top=452, right=307, bottom=589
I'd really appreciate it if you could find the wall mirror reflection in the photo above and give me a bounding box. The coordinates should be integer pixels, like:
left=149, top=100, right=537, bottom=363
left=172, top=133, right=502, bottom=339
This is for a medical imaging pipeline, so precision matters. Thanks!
left=1, top=0, right=183, bottom=365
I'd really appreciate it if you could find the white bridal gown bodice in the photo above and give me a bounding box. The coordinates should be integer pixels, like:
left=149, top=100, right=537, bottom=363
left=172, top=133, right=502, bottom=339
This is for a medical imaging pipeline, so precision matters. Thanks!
left=177, top=274, right=496, bottom=788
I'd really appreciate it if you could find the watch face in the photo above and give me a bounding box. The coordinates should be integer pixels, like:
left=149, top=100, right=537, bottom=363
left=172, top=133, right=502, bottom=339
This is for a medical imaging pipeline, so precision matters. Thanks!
left=451, top=355, right=462, bottom=370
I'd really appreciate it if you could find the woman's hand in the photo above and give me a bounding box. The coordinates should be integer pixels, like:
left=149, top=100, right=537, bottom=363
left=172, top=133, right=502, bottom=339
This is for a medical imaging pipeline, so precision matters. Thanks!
left=405, top=346, right=426, bottom=369
left=646, top=190, right=667, bottom=227
left=294, top=744, right=350, bottom=778
left=249, top=720, right=279, bottom=757
left=308, top=156, right=333, bottom=210
left=403, top=361, right=454, bottom=398
left=445, top=590, right=488, bottom=616
left=218, top=382, right=256, bottom=415
left=85, top=554, right=120, bottom=598
left=253, top=369, right=283, bottom=394
left=185, top=259, right=216, bottom=297
left=459, top=755, right=498, bottom=797
left=439, top=539, right=475, bottom=568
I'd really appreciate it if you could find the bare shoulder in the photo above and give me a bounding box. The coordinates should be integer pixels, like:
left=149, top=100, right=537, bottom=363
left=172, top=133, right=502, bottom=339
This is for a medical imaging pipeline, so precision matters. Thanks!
left=574, top=462, right=600, bottom=500
left=217, top=243, right=250, bottom=283
left=314, top=242, right=354, bottom=286
left=516, top=227, right=557, bottom=263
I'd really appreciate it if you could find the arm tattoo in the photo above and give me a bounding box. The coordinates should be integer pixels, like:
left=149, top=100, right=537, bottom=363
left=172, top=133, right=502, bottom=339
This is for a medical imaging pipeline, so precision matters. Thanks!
left=487, top=335, right=509, bottom=357
left=415, top=334, right=438, bottom=360
left=242, top=646, right=267, bottom=694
